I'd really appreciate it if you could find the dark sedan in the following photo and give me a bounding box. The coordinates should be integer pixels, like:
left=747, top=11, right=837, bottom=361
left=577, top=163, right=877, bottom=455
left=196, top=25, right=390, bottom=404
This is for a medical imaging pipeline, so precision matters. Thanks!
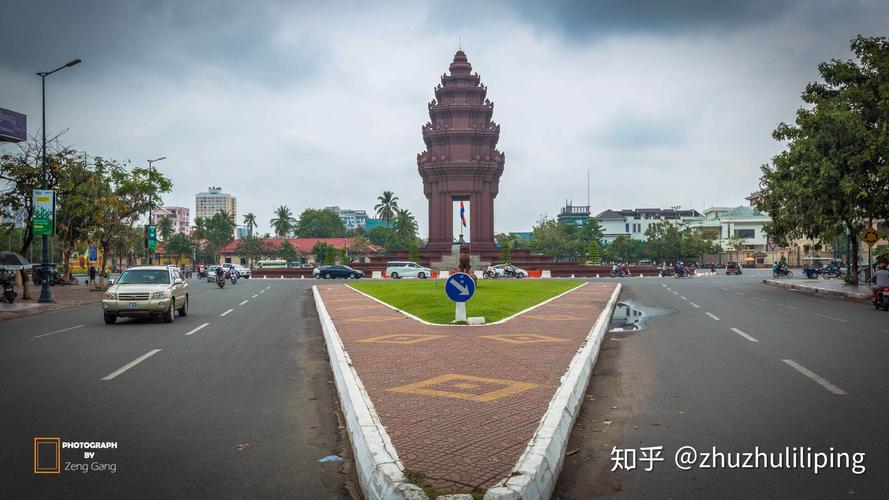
left=313, top=265, right=364, bottom=279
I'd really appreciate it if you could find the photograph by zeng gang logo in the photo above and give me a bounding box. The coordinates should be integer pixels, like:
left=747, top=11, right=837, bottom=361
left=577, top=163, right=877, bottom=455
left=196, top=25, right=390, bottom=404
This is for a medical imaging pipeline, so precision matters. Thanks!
left=33, top=437, right=119, bottom=475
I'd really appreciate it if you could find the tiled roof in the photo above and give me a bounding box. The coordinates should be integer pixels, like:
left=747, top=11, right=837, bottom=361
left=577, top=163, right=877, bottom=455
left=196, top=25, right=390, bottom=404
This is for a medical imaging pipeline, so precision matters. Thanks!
left=219, top=237, right=381, bottom=254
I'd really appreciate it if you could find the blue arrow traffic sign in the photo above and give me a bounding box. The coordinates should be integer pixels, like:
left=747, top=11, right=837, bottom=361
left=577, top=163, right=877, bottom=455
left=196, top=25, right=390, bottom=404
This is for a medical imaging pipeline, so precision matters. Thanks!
left=445, top=272, right=475, bottom=303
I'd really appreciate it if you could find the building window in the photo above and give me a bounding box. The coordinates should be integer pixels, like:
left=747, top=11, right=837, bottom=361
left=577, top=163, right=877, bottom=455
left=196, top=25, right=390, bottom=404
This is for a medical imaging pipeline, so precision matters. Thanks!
left=734, top=229, right=755, bottom=239
left=625, top=223, right=630, bottom=233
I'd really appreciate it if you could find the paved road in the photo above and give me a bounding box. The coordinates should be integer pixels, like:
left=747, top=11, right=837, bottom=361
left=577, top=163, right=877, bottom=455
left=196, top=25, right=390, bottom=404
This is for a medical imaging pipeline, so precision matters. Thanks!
left=556, top=270, right=889, bottom=498
left=0, top=278, right=355, bottom=499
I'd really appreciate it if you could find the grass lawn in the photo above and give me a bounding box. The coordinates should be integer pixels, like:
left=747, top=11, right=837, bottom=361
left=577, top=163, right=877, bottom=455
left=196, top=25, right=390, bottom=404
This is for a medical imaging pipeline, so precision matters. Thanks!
left=349, top=279, right=584, bottom=324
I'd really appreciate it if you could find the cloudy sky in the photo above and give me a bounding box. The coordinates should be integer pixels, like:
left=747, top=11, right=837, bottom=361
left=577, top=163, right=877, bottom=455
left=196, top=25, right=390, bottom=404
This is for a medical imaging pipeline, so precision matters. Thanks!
left=1, top=0, right=887, bottom=235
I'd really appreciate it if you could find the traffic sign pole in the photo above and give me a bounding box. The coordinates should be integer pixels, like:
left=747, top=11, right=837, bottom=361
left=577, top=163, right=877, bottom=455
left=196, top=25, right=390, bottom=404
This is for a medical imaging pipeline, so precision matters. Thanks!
left=455, top=302, right=467, bottom=322
left=444, top=272, right=475, bottom=323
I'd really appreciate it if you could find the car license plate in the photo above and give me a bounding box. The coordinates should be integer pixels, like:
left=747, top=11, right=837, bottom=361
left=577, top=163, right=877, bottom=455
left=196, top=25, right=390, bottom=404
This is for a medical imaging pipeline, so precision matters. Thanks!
left=128, top=302, right=138, bottom=309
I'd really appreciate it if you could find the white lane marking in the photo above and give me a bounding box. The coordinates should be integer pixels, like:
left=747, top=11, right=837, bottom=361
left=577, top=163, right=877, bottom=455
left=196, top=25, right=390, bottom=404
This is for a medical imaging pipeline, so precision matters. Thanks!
left=259, top=290, right=266, bottom=294
left=690, top=302, right=700, bottom=308
left=672, top=291, right=679, bottom=295
left=661, top=283, right=666, bottom=287
left=730, top=327, right=759, bottom=342
left=705, top=312, right=721, bottom=321
left=736, top=292, right=746, bottom=296
left=753, top=297, right=767, bottom=302
left=265, top=286, right=270, bottom=290
left=883, top=329, right=889, bottom=333
left=721, top=287, right=730, bottom=292
left=816, top=313, right=847, bottom=323
left=220, top=308, right=234, bottom=317
left=185, top=322, right=210, bottom=336
left=30, top=324, right=84, bottom=340
left=101, top=349, right=162, bottom=381
left=782, top=359, right=847, bottom=395
left=239, top=300, right=248, bottom=306
left=680, top=296, right=687, bottom=301
left=252, top=294, right=258, bottom=298
left=778, top=303, right=796, bottom=310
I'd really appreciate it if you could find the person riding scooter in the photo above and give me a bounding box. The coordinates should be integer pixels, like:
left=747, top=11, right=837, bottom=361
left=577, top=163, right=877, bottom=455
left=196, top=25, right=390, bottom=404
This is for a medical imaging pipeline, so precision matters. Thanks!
left=871, top=262, right=889, bottom=307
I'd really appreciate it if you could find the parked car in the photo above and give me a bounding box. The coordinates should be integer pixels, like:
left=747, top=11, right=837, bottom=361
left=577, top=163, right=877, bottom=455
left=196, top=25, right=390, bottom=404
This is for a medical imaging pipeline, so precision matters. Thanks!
left=102, top=265, right=188, bottom=324
left=222, top=263, right=251, bottom=279
left=386, top=261, right=431, bottom=279
left=314, top=265, right=364, bottom=279
left=489, top=263, right=528, bottom=278
left=725, top=261, right=743, bottom=275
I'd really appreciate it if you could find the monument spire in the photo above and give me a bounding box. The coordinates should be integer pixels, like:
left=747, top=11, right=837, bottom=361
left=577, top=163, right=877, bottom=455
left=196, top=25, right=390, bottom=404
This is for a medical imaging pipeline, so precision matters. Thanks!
left=418, top=50, right=505, bottom=253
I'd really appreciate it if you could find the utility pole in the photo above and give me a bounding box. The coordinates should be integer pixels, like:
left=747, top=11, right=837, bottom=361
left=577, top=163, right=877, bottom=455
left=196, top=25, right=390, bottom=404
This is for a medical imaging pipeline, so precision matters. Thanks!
left=146, top=157, right=166, bottom=265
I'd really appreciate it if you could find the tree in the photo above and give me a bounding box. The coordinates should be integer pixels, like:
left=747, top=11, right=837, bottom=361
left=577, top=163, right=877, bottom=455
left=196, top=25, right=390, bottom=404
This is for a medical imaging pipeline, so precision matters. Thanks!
left=338, top=247, right=347, bottom=264
left=724, top=235, right=746, bottom=263
left=375, top=191, right=399, bottom=224
left=235, top=235, right=264, bottom=267
left=277, top=240, right=301, bottom=264
left=756, top=36, right=889, bottom=284
left=500, top=241, right=511, bottom=264
left=529, top=217, right=589, bottom=261
left=295, top=208, right=347, bottom=237
left=643, top=222, right=682, bottom=263
left=157, top=216, right=174, bottom=241
left=409, top=242, right=420, bottom=263
left=270, top=205, right=296, bottom=238
left=164, top=233, right=194, bottom=264
left=324, top=245, right=336, bottom=265
left=348, top=236, right=372, bottom=263
left=312, top=242, right=333, bottom=264
left=604, top=235, right=642, bottom=264
left=243, top=212, right=257, bottom=237
left=588, top=240, right=601, bottom=264
left=394, top=208, right=418, bottom=241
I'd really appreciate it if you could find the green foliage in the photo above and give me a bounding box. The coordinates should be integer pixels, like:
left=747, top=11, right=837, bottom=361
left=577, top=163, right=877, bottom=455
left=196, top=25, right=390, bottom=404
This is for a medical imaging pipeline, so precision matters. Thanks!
left=157, top=217, right=174, bottom=241
left=235, top=235, right=264, bottom=267
left=500, top=242, right=511, bottom=263
left=529, top=216, right=599, bottom=261
left=324, top=245, right=336, bottom=265
left=374, top=190, right=399, bottom=224
left=164, top=233, right=194, bottom=263
left=295, top=208, right=346, bottom=238
left=338, top=247, right=347, bottom=264
left=409, top=242, right=420, bottom=263
left=270, top=205, right=296, bottom=238
left=193, top=212, right=235, bottom=263
left=348, top=236, right=372, bottom=261
left=394, top=208, right=418, bottom=241
left=755, top=36, right=889, bottom=284
left=242, top=212, right=257, bottom=237
left=588, top=240, right=601, bottom=264
left=603, top=235, right=643, bottom=263
left=277, top=240, right=301, bottom=263
left=642, top=222, right=720, bottom=263
left=312, top=241, right=333, bottom=264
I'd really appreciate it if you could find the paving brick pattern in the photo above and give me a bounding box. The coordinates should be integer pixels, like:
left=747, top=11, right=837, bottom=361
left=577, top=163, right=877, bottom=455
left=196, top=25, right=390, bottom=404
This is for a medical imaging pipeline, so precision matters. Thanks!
left=318, top=282, right=618, bottom=493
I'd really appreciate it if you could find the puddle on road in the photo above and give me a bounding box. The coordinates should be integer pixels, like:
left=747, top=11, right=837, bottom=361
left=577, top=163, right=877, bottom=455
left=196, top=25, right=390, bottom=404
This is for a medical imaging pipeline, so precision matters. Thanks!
left=608, top=301, right=674, bottom=333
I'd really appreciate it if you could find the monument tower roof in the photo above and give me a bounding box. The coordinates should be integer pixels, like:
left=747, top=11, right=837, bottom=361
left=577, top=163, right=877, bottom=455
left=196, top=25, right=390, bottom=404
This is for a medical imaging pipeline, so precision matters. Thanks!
left=449, top=50, right=472, bottom=75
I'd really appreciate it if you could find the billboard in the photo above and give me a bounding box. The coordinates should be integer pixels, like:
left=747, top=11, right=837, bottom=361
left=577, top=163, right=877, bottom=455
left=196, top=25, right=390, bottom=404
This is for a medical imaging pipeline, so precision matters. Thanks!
left=32, top=190, right=55, bottom=236
left=0, top=107, right=27, bottom=142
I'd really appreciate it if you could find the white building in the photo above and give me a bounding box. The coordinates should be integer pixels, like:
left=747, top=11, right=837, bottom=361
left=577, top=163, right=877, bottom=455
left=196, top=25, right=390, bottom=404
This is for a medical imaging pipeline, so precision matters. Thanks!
left=195, top=187, right=237, bottom=222
left=685, top=206, right=774, bottom=266
left=325, top=206, right=368, bottom=231
left=595, top=208, right=704, bottom=243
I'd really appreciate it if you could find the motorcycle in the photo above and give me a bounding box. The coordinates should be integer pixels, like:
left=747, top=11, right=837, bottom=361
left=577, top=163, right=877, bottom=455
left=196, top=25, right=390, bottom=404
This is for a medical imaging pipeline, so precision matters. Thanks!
left=216, top=274, right=226, bottom=288
left=483, top=268, right=498, bottom=279
left=230, top=272, right=238, bottom=285
left=610, top=269, right=629, bottom=278
left=874, top=287, right=889, bottom=311
left=673, top=268, right=692, bottom=278
left=2, top=271, right=17, bottom=304
left=773, top=267, right=793, bottom=278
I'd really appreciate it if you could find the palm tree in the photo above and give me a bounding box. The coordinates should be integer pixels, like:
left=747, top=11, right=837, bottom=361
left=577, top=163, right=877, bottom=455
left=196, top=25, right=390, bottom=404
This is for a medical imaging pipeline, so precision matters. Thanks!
left=243, top=212, right=257, bottom=237
left=218, top=209, right=236, bottom=226
left=394, top=208, right=417, bottom=240
left=375, top=191, right=399, bottom=224
left=270, top=205, right=296, bottom=238
left=157, top=217, right=174, bottom=241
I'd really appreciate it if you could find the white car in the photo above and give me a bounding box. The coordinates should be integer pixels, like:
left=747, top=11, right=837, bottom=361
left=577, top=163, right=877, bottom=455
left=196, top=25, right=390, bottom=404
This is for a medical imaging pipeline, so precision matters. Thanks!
left=489, top=264, right=527, bottom=278
left=386, top=261, right=431, bottom=279
left=221, top=263, right=250, bottom=279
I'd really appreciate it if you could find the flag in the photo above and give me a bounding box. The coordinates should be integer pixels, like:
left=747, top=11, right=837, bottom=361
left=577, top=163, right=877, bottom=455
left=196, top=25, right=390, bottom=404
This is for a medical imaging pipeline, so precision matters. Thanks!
left=459, top=201, right=467, bottom=227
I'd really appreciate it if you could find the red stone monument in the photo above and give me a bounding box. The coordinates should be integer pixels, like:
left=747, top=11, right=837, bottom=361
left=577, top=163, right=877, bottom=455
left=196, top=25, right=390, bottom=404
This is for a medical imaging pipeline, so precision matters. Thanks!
left=418, top=50, right=504, bottom=253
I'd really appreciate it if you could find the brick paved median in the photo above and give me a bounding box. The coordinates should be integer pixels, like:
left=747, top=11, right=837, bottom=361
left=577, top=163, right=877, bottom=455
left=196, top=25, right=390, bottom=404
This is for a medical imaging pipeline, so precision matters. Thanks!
left=317, top=281, right=619, bottom=493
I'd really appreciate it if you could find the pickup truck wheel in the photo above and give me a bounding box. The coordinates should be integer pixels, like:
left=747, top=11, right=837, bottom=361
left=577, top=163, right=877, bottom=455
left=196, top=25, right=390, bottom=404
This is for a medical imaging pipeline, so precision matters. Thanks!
left=163, top=300, right=175, bottom=323
left=103, top=313, right=117, bottom=325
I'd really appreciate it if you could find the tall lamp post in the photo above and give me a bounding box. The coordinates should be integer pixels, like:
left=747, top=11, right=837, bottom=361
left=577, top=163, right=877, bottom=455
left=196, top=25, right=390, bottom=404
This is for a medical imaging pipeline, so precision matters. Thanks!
left=146, top=156, right=166, bottom=265
left=37, top=58, right=81, bottom=304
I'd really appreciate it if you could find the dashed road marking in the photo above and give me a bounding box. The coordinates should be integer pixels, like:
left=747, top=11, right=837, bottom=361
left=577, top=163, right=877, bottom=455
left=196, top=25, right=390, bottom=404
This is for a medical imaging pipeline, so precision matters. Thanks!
left=782, top=359, right=847, bottom=395
left=730, top=327, right=758, bottom=342
left=672, top=291, right=679, bottom=295
left=101, top=349, right=162, bottom=381
left=816, top=313, right=847, bottom=323
left=736, top=292, right=746, bottom=296
left=30, top=324, right=84, bottom=341
left=259, top=290, right=266, bottom=294
left=778, top=303, right=796, bottom=310
left=220, top=308, right=234, bottom=317
left=690, top=302, right=700, bottom=308
left=252, top=294, right=258, bottom=298
left=721, top=287, right=730, bottom=292
left=185, top=322, right=210, bottom=336
left=239, top=300, right=248, bottom=305
left=705, top=312, right=721, bottom=321
left=680, top=296, right=687, bottom=301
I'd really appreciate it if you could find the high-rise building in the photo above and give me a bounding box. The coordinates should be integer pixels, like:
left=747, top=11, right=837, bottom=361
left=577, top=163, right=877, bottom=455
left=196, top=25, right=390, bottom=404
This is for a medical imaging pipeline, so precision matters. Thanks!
left=235, top=225, right=250, bottom=240
left=325, top=206, right=368, bottom=231
left=150, top=206, right=190, bottom=235
left=195, top=187, right=237, bottom=222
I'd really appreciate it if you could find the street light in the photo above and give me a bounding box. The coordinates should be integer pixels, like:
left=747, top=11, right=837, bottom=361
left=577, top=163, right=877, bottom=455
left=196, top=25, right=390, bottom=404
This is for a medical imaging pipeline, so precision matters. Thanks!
left=36, top=58, right=81, bottom=304
left=146, top=156, right=166, bottom=265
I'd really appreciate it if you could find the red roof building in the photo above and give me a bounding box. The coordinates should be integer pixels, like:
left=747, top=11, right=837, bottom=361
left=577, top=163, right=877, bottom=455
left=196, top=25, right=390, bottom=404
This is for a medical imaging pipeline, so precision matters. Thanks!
left=219, top=238, right=380, bottom=256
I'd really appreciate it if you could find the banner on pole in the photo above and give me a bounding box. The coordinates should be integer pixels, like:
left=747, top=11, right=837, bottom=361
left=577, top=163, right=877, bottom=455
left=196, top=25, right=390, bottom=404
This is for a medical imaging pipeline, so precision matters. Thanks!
left=32, top=189, right=55, bottom=236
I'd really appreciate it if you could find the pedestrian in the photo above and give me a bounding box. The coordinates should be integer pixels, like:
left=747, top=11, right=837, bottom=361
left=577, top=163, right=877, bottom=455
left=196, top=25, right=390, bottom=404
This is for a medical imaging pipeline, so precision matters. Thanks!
left=88, top=265, right=97, bottom=286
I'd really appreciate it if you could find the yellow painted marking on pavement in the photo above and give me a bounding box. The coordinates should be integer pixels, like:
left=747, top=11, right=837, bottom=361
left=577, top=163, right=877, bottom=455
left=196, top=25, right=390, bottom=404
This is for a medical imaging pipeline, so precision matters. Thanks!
left=481, top=333, right=568, bottom=344
left=357, top=333, right=446, bottom=344
left=388, top=373, right=538, bottom=402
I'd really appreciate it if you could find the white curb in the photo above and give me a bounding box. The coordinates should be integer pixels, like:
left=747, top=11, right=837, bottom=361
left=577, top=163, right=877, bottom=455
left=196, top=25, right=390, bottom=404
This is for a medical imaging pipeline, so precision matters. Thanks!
left=313, top=286, right=427, bottom=500
left=484, top=283, right=622, bottom=500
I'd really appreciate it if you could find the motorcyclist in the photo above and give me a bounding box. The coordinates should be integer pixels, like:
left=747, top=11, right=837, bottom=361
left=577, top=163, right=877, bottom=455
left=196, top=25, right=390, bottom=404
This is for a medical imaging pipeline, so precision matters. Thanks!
left=620, top=263, right=629, bottom=276
left=612, top=263, right=619, bottom=275
left=215, top=265, right=225, bottom=282
left=230, top=266, right=240, bottom=283
left=871, top=262, right=889, bottom=300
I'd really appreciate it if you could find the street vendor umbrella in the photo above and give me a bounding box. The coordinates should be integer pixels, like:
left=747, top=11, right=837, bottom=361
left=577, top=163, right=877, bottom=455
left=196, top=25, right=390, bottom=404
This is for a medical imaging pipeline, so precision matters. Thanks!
left=0, top=251, right=33, bottom=270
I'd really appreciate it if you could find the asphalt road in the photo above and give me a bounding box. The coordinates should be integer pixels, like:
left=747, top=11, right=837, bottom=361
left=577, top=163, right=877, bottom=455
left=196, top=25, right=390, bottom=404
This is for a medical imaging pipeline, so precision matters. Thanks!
left=0, top=278, right=355, bottom=499
left=556, top=269, right=889, bottom=499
